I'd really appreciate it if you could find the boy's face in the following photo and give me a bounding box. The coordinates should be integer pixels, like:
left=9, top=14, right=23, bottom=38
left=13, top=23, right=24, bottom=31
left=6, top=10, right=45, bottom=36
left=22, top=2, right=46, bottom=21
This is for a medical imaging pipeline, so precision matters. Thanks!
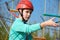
left=19, top=9, right=32, bottom=21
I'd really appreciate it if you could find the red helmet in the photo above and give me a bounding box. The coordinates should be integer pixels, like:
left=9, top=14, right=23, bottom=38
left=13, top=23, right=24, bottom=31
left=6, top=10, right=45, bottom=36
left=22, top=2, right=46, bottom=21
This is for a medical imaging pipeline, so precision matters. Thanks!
left=16, top=0, right=33, bottom=10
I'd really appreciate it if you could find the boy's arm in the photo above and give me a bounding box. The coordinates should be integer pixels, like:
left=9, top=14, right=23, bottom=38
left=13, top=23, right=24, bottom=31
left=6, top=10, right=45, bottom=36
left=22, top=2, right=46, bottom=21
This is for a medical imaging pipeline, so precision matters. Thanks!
left=12, top=17, right=59, bottom=33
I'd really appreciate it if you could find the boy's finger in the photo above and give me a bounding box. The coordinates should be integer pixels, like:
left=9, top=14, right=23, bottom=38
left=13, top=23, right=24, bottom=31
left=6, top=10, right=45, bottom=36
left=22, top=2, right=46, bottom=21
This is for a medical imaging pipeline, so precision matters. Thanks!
left=50, top=17, right=55, bottom=21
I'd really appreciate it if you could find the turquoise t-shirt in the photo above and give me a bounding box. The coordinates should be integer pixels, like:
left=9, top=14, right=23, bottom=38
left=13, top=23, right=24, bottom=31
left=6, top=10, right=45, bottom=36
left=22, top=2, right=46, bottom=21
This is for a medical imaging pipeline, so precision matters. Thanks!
left=9, top=18, right=41, bottom=40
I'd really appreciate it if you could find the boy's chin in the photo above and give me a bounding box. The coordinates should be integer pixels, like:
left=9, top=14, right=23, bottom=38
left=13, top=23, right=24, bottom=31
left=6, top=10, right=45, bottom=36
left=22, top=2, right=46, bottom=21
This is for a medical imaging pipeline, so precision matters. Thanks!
left=25, top=18, right=29, bottom=20
left=25, top=19, right=28, bottom=21
left=24, top=18, right=30, bottom=22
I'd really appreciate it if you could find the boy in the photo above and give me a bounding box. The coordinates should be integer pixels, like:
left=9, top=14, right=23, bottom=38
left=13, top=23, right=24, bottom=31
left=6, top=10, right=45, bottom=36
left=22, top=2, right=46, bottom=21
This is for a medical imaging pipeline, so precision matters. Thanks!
left=9, top=0, right=58, bottom=40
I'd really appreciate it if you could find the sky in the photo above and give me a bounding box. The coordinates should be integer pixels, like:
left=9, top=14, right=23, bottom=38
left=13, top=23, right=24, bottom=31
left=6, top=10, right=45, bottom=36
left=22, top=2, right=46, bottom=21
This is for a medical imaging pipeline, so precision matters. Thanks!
left=0, top=0, right=60, bottom=37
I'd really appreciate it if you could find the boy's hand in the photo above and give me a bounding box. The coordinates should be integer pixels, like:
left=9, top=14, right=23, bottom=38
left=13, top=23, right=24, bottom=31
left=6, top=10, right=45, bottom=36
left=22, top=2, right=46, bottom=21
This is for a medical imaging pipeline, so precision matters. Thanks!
left=40, top=17, right=59, bottom=28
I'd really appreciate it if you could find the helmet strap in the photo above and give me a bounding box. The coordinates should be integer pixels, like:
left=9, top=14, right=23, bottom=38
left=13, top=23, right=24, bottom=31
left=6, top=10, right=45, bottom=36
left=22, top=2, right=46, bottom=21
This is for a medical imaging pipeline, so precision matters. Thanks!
left=18, top=9, right=27, bottom=24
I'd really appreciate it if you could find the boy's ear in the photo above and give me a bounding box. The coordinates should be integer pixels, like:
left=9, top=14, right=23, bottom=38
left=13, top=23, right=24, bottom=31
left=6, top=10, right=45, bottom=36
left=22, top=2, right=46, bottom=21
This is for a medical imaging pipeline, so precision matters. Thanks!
left=19, top=9, right=22, bottom=13
left=19, top=10, right=22, bottom=13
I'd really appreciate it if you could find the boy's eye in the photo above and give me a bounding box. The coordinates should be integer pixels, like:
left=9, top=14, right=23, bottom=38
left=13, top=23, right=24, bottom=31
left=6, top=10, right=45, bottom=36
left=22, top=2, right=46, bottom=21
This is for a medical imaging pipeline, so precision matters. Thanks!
left=26, top=11, right=32, bottom=14
left=26, top=11, right=29, bottom=13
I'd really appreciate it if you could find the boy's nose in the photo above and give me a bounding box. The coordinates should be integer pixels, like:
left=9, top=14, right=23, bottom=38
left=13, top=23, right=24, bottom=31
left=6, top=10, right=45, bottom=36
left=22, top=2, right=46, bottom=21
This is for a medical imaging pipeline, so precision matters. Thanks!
left=28, top=13, right=30, bottom=16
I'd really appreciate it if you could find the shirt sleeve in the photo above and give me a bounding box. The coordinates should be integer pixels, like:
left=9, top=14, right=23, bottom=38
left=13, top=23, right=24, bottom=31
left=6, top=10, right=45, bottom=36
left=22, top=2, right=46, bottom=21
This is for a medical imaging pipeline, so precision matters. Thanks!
left=27, top=23, right=41, bottom=33
left=11, top=19, right=42, bottom=33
